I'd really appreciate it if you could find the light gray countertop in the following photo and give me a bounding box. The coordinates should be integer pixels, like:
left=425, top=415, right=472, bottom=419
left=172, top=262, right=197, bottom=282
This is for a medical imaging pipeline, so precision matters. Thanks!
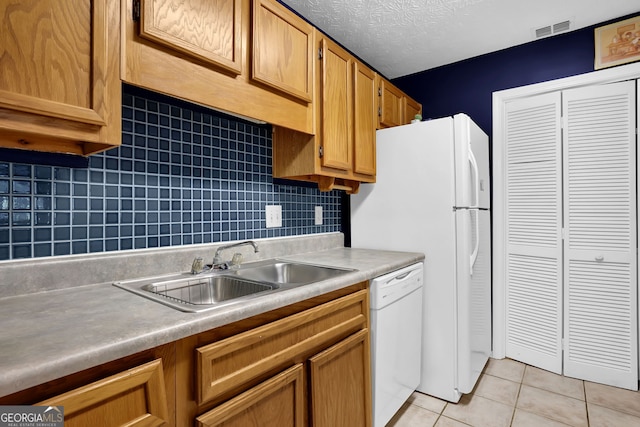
left=0, top=245, right=423, bottom=397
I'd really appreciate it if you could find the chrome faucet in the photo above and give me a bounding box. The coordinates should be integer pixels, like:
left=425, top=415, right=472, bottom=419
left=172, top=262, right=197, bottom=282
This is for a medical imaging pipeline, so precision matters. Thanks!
left=212, top=241, right=259, bottom=269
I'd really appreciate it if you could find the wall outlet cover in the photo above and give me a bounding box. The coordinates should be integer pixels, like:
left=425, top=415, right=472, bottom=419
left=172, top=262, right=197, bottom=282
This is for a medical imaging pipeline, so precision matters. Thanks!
left=266, top=205, right=282, bottom=228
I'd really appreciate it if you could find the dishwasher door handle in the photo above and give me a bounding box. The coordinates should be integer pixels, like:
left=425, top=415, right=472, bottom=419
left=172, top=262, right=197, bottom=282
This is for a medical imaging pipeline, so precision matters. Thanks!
left=391, top=271, right=411, bottom=281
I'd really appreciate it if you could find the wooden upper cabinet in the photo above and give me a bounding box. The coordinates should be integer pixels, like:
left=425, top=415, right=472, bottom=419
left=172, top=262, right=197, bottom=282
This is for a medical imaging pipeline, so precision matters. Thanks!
left=378, top=77, right=404, bottom=128
left=318, top=37, right=352, bottom=172
left=353, top=62, right=376, bottom=178
left=405, top=95, right=422, bottom=123
left=252, top=0, right=313, bottom=102
left=124, top=0, right=314, bottom=134
left=0, top=0, right=121, bottom=155
left=271, top=33, right=376, bottom=193
left=139, top=0, right=242, bottom=74
left=378, top=76, right=422, bottom=128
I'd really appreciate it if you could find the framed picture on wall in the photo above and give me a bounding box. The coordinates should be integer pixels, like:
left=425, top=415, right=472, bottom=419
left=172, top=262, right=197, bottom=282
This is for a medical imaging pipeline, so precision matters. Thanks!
left=594, top=15, right=640, bottom=70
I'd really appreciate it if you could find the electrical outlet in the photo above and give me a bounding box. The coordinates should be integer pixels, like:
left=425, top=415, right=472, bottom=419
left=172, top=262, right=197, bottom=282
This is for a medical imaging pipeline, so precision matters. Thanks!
left=315, top=206, right=323, bottom=225
left=266, top=205, right=282, bottom=228
left=274, top=205, right=282, bottom=227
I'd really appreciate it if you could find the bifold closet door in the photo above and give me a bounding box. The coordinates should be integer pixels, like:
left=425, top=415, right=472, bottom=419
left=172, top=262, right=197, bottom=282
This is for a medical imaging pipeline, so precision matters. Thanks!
left=504, top=92, right=563, bottom=374
left=562, top=80, right=638, bottom=390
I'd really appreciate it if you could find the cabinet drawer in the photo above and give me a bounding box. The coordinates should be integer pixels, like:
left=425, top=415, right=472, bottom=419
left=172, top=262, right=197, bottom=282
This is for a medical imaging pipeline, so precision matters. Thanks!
left=196, top=363, right=305, bottom=427
left=38, top=359, right=169, bottom=427
left=197, top=289, right=368, bottom=404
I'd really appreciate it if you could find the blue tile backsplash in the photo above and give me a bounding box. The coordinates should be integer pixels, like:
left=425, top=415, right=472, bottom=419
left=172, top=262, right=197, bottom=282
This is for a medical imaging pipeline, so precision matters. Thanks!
left=0, top=86, right=342, bottom=261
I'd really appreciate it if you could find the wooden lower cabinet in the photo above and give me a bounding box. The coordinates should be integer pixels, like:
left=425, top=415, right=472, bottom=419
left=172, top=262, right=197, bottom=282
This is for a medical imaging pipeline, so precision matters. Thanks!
left=0, top=284, right=371, bottom=427
left=39, top=359, right=170, bottom=427
left=309, top=329, right=372, bottom=427
left=185, top=283, right=372, bottom=426
left=0, top=343, right=176, bottom=426
left=196, top=364, right=306, bottom=427
left=197, top=328, right=371, bottom=427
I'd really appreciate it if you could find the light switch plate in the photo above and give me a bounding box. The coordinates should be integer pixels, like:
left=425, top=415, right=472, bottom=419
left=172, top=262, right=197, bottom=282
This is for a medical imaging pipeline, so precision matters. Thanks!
left=315, top=206, right=323, bottom=225
left=266, top=205, right=282, bottom=228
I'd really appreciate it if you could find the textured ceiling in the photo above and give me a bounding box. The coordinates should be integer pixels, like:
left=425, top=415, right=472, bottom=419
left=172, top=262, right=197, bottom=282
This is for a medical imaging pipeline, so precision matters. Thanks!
left=279, top=0, right=640, bottom=79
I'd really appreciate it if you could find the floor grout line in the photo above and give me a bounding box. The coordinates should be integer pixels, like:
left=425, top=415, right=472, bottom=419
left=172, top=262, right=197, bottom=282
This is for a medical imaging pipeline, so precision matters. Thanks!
left=583, top=379, right=590, bottom=427
left=508, top=378, right=523, bottom=427
left=390, top=359, right=640, bottom=427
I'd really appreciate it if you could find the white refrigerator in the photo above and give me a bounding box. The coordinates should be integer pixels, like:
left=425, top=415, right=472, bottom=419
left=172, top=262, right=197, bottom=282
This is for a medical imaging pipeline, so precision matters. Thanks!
left=351, top=113, right=492, bottom=403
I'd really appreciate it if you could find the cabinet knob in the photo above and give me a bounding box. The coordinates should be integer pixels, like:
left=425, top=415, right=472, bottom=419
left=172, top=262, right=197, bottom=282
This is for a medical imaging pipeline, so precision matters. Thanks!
left=595, top=255, right=604, bottom=262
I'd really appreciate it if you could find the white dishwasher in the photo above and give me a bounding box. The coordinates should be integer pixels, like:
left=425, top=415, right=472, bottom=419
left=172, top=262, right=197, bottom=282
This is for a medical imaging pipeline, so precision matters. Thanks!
left=370, top=262, right=424, bottom=427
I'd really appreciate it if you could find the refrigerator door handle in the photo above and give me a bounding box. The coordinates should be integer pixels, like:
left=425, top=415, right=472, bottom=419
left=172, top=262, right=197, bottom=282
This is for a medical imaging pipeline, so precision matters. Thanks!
left=470, top=209, right=479, bottom=276
left=469, top=148, right=480, bottom=207
left=468, top=149, right=480, bottom=275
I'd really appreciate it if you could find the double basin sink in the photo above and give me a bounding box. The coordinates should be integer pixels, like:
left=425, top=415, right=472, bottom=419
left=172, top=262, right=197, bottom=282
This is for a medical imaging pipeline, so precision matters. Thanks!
left=113, top=259, right=354, bottom=312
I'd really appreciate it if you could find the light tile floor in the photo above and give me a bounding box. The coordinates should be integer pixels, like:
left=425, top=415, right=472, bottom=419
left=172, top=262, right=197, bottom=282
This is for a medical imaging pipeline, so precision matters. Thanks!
left=387, top=358, right=640, bottom=427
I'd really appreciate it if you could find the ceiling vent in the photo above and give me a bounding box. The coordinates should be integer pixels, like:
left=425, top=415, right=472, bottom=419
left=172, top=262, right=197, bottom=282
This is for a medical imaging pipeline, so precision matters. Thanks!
left=533, top=19, right=572, bottom=39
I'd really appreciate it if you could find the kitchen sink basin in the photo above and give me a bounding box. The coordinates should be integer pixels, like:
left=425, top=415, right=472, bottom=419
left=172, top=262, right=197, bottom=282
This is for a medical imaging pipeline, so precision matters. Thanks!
left=142, top=275, right=276, bottom=305
left=114, top=274, right=278, bottom=312
left=235, top=261, right=352, bottom=285
left=113, top=259, right=355, bottom=313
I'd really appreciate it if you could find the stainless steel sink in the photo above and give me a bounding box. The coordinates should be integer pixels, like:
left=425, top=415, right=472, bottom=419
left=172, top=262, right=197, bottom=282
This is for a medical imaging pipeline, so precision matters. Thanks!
left=235, top=261, right=352, bottom=285
left=143, top=276, right=276, bottom=305
left=114, top=274, right=278, bottom=312
left=113, top=259, right=354, bottom=313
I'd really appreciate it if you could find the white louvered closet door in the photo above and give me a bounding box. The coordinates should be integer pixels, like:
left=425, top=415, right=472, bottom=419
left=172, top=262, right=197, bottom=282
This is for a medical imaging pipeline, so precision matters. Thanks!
left=504, top=93, right=563, bottom=374
left=562, top=81, right=638, bottom=390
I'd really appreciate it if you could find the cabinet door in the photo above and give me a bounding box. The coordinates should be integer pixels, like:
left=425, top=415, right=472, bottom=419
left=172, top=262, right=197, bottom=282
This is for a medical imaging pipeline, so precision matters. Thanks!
left=562, top=80, right=638, bottom=390
left=196, top=289, right=368, bottom=404
left=378, top=78, right=404, bottom=128
left=124, top=0, right=313, bottom=133
left=318, top=36, right=352, bottom=171
left=139, top=0, right=242, bottom=74
left=405, top=96, right=422, bottom=124
left=252, top=0, right=313, bottom=102
left=38, top=359, right=170, bottom=427
left=0, top=0, right=121, bottom=155
left=353, top=62, right=376, bottom=178
left=309, top=329, right=372, bottom=427
left=196, top=364, right=305, bottom=427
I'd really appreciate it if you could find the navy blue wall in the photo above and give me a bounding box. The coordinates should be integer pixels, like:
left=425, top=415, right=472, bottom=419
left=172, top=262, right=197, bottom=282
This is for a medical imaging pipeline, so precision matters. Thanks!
left=392, top=11, right=640, bottom=138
